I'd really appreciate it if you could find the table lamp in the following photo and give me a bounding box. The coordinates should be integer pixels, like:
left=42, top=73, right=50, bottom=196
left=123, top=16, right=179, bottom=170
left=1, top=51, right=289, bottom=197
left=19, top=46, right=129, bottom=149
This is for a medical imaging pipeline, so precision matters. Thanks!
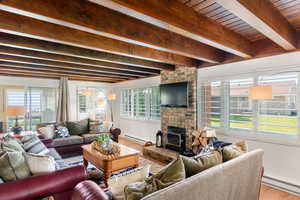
left=6, top=106, right=25, bottom=134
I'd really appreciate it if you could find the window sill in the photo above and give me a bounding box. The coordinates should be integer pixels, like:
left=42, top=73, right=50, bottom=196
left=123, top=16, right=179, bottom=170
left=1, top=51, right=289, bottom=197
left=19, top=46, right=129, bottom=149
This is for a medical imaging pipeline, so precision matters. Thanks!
left=216, top=129, right=300, bottom=148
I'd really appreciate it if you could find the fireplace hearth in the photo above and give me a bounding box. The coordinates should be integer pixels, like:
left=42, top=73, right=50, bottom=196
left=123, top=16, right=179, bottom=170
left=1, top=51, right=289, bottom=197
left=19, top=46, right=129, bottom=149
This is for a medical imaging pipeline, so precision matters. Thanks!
left=165, top=126, right=186, bottom=152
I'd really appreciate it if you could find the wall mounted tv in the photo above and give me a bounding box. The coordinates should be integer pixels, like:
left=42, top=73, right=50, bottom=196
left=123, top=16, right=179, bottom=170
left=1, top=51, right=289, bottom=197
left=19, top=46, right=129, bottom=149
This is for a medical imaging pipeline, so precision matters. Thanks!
left=160, top=81, right=189, bottom=108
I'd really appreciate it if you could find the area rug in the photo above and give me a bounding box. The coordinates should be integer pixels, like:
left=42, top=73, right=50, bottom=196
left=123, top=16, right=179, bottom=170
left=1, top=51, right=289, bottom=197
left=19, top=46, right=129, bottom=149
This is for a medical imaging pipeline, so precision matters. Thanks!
left=64, top=153, right=165, bottom=176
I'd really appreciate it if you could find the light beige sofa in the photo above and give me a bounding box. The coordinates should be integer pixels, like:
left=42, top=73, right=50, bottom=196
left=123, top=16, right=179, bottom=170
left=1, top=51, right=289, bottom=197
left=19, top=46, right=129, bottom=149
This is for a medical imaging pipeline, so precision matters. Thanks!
left=142, top=149, right=264, bottom=200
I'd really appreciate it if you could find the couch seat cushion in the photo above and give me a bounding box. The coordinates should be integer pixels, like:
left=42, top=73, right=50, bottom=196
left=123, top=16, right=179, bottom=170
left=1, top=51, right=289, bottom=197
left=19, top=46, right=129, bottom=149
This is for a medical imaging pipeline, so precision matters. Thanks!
left=81, top=134, right=101, bottom=144
left=53, top=136, right=83, bottom=147
left=47, top=148, right=62, bottom=160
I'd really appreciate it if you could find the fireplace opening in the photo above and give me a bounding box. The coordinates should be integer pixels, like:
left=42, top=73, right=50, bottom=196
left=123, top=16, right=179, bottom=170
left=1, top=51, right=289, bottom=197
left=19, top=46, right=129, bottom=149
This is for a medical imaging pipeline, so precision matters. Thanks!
left=165, top=126, right=186, bottom=152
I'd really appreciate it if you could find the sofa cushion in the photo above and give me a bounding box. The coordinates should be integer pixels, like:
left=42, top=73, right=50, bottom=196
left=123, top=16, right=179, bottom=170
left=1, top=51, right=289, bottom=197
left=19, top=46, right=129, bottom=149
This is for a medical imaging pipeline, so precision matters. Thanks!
left=39, top=124, right=55, bottom=139
left=55, top=159, right=70, bottom=170
left=81, top=134, right=101, bottom=144
left=53, top=136, right=84, bottom=147
left=0, top=151, right=31, bottom=182
left=0, top=136, right=25, bottom=152
left=181, top=150, right=223, bottom=178
left=25, top=153, right=56, bottom=175
left=124, top=156, right=186, bottom=200
left=21, top=135, right=50, bottom=155
left=66, top=119, right=89, bottom=135
left=47, top=148, right=62, bottom=160
left=55, top=125, right=70, bottom=138
left=109, top=165, right=150, bottom=200
left=89, top=120, right=103, bottom=134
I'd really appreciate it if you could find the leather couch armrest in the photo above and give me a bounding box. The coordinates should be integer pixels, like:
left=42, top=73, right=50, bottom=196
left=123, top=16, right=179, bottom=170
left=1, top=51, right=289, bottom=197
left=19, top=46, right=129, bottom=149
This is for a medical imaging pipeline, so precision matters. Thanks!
left=110, top=128, right=121, bottom=143
left=0, top=165, right=87, bottom=200
left=72, top=180, right=108, bottom=200
left=41, top=138, right=55, bottom=148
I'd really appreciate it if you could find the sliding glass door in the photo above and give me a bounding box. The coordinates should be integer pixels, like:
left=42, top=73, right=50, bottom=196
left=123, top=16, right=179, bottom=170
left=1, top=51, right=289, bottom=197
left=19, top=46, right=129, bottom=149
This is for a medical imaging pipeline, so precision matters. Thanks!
left=5, top=87, right=57, bottom=132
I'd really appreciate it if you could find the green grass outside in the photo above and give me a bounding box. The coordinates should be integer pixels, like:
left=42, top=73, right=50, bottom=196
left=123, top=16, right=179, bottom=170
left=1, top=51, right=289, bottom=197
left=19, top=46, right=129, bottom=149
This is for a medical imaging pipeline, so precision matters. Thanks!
left=208, top=114, right=297, bottom=136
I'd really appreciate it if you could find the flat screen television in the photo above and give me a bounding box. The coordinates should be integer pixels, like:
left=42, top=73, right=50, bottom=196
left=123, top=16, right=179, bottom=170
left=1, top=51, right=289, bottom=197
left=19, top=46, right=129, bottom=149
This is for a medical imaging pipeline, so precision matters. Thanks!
left=160, top=82, right=188, bottom=107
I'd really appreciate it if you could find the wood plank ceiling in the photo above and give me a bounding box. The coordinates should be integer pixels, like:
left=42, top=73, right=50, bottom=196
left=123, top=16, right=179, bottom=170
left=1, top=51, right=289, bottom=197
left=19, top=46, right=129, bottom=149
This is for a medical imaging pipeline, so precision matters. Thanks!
left=0, top=0, right=299, bottom=82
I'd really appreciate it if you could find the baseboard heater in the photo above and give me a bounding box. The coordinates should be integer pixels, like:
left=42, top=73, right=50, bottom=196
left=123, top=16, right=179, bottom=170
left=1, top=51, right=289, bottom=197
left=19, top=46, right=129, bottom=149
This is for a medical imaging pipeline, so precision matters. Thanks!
left=124, top=134, right=146, bottom=145
left=262, top=176, right=300, bottom=196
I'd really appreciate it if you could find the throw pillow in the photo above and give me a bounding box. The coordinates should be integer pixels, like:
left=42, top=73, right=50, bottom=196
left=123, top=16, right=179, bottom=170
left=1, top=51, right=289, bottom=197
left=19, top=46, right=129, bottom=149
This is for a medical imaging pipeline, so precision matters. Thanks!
left=108, top=165, right=150, bottom=200
left=0, top=136, right=25, bottom=152
left=99, top=121, right=113, bottom=133
left=21, top=135, right=50, bottom=155
left=124, top=157, right=186, bottom=200
left=0, top=151, right=31, bottom=182
left=222, top=141, right=248, bottom=162
left=55, top=126, right=70, bottom=138
left=89, top=120, right=103, bottom=134
left=38, top=125, right=55, bottom=139
left=0, top=178, right=3, bottom=184
left=66, top=119, right=89, bottom=135
left=181, top=150, right=223, bottom=178
left=25, top=153, right=56, bottom=175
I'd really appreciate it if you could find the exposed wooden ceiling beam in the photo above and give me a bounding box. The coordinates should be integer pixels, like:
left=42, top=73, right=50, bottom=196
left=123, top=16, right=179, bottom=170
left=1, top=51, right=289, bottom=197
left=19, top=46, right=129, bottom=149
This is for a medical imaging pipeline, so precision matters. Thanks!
left=0, top=0, right=224, bottom=63
left=199, top=38, right=300, bottom=68
left=90, top=0, right=253, bottom=58
left=0, top=12, right=202, bottom=67
left=0, top=45, right=160, bottom=74
left=0, top=33, right=175, bottom=71
left=0, top=68, right=122, bottom=83
left=0, top=53, right=148, bottom=77
left=0, top=61, right=131, bottom=80
left=0, top=70, right=118, bottom=83
left=216, top=0, right=297, bottom=50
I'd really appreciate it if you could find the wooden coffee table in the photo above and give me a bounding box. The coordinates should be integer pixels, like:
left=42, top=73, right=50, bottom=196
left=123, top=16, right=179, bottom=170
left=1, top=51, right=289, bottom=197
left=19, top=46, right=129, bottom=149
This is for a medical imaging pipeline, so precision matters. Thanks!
left=82, top=143, right=140, bottom=187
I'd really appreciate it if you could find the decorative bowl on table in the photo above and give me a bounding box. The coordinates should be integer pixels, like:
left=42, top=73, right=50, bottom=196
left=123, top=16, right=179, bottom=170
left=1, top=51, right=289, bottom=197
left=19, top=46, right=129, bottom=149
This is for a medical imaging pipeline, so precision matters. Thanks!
left=92, top=134, right=120, bottom=156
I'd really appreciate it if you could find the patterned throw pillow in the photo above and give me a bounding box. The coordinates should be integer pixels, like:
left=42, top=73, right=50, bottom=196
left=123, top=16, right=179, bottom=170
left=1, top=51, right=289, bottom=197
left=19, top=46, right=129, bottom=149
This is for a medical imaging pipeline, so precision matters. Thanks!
left=89, top=120, right=103, bottom=134
left=21, top=135, right=50, bottom=155
left=38, top=125, right=55, bottom=139
left=0, top=151, right=31, bottom=182
left=66, top=119, right=89, bottom=135
left=55, top=126, right=70, bottom=138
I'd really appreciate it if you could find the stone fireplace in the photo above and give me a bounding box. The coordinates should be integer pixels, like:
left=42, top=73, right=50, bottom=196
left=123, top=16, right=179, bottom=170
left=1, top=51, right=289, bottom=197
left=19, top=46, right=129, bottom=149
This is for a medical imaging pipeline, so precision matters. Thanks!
left=161, top=66, right=197, bottom=152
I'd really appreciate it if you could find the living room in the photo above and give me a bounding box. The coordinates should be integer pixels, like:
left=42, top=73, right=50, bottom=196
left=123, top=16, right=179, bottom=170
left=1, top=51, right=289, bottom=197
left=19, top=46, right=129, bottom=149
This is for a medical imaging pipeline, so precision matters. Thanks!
left=0, top=0, right=300, bottom=200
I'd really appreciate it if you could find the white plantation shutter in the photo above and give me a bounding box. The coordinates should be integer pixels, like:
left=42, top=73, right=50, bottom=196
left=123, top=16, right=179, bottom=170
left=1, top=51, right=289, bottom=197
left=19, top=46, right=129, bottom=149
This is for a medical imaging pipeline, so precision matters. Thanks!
left=258, top=73, right=298, bottom=137
left=120, top=86, right=160, bottom=120
left=201, top=81, right=222, bottom=127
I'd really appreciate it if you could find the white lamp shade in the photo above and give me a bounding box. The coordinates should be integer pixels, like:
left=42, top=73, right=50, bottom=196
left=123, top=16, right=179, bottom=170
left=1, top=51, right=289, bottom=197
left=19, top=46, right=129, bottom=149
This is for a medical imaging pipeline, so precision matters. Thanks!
left=249, top=85, right=272, bottom=100
left=107, top=93, right=116, bottom=100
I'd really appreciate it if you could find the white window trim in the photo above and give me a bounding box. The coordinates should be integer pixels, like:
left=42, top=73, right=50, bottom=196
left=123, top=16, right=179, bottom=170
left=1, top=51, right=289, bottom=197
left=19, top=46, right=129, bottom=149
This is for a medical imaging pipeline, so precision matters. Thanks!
left=198, top=70, right=300, bottom=147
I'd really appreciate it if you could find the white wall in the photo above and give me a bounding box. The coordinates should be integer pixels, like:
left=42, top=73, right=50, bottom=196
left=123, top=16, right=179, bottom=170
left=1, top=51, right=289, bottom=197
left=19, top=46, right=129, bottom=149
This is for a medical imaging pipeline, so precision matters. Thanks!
left=198, top=51, right=300, bottom=193
left=114, top=76, right=161, bottom=142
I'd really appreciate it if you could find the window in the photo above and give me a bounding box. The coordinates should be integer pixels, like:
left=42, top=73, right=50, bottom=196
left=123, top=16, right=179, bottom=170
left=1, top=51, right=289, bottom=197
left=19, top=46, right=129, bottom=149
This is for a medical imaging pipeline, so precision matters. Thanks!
left=78, top=94, right=87, bottom=113
left=5, top=87, right=57, bottom=131
left=120, top=89, right=132, bottom=117
left=201, top=81, right=222, bottom=127
left=149, top=87, right=160, bottom=120
left=120, top=86, right=161, bottom=120
left=258, top=73, right=298, bottom=137
left=199, top=72, right=299, bottom=139
left=77, top=87, right=107, bottom=120
left=229, top=78, right=253, bottom=130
